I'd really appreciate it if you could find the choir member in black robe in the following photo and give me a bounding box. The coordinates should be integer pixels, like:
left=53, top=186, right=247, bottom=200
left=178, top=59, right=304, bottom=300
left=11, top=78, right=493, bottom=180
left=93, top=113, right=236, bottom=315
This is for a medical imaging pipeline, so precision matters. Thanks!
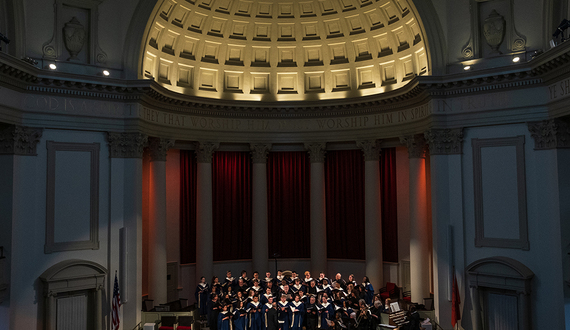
left=224, top=271, right=236, bottom=292
left=332, top=311, right=347, bottom=330
left=266, top=281, right=278, bottom=296
left=251, top=280, right=263, bottom=295
left=212, top=276, right=223, bottom=296
left=368, top=300, right=383, bottom=330
left=289, top=294, right=305, bottom=330
left=247, top=295, right=263, bottom=330
left=280, top=284, right=293, bottom=302
left=354, top=300, right=369, bottom=330
left=402, top=306, right=421, bottom=330
left=317, top=273, right=329, bottom=286
left=303, top=271, right=313, bottom=287
left=276, top=270, right=285, bottom=284
left=266, top=302, right=280, bottom=330
left=236, top=278, right=249, bottom=294
left=207, top=294, right=221, bottom=330
left=262, top=287, right=274, bottom=305
left=306, top=280, right=317, bottom=297
left=252, top=271, right=261, bottom=287
left=239, top=270, right=249, bottom=286
left=361, top=277, right=374, bottom=306
left=291, top=278, right=304, bottom=295
left=305, top=296, right=319, bottom=330
left=263, top=272, right=275, bottom=289
left=347, top=292, right=359, bottom=310
left=234, top=291, right=246, bottom=307
left=289, top=271, right=299, bottom=285
left=317, top=279, right=332, bottom=298
left=319, top=295, right=335, bottom=330
left=196, top=277, right=210, bottom=316
left=347, top=275, right=357, bottom=289
left=277, top=295, right=292, bottom=330
left=333, top=274, right=347, bottom=291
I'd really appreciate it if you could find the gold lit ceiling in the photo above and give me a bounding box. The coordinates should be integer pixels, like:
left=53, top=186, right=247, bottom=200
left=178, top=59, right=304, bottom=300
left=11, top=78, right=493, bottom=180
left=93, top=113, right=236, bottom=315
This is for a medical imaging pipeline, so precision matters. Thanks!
left=142, top=0, right=428, bottom=102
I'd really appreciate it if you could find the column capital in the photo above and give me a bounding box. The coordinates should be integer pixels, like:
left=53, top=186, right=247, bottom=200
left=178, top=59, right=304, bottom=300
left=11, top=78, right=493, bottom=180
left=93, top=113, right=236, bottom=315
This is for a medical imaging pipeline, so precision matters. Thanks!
left=356, top=140, right=382, bottom=161
left=528, top=118, right=570, bottom=150
left=250, top=143, right=272, bottom=163
left=0, top=125, right=42, bottom=156
left=424, top=128, right=464, bottom=155
left=148, top=137, right=175, bottom=162
left=107, top=132, right=148, bottom=158
left=196, top=142, right=219, bottom=163
left=305, top=142, right=327, bottom=163
left=400, top=135, right=427, bottom=159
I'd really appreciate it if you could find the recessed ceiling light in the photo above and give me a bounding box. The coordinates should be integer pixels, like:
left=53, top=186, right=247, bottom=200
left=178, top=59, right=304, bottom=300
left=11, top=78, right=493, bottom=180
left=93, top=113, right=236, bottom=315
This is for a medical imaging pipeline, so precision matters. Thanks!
left=49, top=63, right=57, bottom=70
left=512, top=56, right=520, bottom=63
left=463, top=65, right=471, bottom=71
left=103, top=70, right=110, bottom=76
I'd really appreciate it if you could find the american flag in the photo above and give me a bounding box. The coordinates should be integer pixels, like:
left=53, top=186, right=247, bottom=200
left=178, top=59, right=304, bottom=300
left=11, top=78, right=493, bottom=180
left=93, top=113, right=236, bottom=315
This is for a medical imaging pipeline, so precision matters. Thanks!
left=112, top=273, right=122, bottom=330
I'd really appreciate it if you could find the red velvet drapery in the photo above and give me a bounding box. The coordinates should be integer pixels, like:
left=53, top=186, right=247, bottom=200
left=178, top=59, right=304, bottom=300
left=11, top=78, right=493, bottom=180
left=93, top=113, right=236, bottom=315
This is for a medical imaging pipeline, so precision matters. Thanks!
left=325, top=150, right=365, bottom=260
left=267, top=152, right=311, bottom=258
left=380, top=148, right=398, bottom=262
left=212, top=151, right=253, bottom=261
left=180, top=150, right=197, bottom=264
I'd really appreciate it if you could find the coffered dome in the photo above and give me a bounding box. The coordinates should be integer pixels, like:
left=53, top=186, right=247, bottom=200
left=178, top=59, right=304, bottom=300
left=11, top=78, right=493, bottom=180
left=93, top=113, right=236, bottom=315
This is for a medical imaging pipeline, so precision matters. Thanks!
left=142, top=0, right=429, bottom=102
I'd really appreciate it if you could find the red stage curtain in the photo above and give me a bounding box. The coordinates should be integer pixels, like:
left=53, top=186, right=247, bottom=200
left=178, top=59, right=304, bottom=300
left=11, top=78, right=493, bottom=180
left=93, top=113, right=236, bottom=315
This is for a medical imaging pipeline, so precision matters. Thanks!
left=212, top=151, right=253, bottom=261
left=267, top=152, right=311, bottom=258
left=325, top=150, right=365, bottom=260
left=380, top=148, right=398, bottom=262
left=180, top=150, right=197, bottom=264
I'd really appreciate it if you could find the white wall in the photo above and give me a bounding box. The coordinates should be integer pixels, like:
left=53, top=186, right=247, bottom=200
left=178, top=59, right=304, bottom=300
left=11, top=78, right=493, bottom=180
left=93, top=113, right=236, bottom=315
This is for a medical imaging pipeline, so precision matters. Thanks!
left=460, top=123, right=566, bottom=330
left=5, top=129, right=113, bottom=330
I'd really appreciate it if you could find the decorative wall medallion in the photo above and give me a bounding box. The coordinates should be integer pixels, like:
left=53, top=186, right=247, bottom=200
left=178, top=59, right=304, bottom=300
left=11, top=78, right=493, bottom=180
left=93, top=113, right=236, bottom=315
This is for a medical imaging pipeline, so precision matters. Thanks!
left=483, top=10, right=505, bottom=55
left=63, top=17, right=86, bottom=61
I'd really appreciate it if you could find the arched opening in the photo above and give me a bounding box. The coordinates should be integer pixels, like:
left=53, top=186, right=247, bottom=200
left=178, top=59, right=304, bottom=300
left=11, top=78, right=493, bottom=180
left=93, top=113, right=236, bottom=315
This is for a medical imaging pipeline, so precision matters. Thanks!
left=466, top=257, right=534, bottom=330
left=39, top=260, right=107, bottom=330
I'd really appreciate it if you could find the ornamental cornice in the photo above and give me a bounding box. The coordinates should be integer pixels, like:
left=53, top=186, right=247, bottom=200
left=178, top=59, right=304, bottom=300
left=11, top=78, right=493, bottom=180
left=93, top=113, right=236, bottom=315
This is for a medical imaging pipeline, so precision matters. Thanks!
left=148, top=137, right=175, bottom=161
left=0, top=125, right=42, bottom=155
left=528, top=118, right=570, bottom=150
left=195, top=142, right=219, bottom=163
left=4, top=42, right=570, bottom=120
left=356, top=140, right=381, bottom=161
left=107, top=132, right=148, bottom=158
left=250, top=144, right=272, bottom=164
left=424, top=128, right=464, bottom=155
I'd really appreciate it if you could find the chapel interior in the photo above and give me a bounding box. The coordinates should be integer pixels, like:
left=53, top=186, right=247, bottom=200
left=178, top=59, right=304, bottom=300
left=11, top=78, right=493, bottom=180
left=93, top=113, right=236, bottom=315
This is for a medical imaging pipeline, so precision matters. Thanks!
left=1, top=0, right=570, bottom=329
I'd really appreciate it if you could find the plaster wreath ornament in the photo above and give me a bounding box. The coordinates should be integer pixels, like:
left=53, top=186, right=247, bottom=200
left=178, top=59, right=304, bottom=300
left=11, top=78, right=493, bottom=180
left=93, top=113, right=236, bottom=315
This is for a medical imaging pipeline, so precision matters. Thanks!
left=483, top=10, right=505, bottom=55
left=63, top=17, right=86, bottom=61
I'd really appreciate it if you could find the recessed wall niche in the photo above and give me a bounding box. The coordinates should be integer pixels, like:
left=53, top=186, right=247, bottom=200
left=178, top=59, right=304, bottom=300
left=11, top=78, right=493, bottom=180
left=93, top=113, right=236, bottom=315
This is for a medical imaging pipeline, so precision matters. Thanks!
left=45, top=141, right=100, bottom=254
left=42, top=0, right=108, bottom=64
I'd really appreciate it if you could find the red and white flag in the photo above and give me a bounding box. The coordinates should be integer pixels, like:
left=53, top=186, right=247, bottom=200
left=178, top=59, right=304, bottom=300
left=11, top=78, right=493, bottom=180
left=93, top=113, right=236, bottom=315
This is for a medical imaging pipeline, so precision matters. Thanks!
left=451, top=273, right=461, bottom=328
left=112, top=273, right=122, bottom=330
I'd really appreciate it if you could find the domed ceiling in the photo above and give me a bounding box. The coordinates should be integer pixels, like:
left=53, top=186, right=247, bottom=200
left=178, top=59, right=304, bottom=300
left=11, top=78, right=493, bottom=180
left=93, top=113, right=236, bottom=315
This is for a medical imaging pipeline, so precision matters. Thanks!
left=142, top=0, right=429, bottom=102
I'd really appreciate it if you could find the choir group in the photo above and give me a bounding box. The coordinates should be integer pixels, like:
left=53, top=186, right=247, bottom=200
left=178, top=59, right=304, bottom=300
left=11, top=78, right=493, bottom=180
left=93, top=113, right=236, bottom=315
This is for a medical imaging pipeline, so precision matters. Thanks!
left=195, top=270, right=390, bottom=330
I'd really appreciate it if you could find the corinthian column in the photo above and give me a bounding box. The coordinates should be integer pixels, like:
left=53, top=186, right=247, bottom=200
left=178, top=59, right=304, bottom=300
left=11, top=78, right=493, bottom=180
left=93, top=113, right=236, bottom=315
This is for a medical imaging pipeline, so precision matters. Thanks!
left=305, top=143, right=327, bottom=276
left=107, top=132, right=148, bottom=327
left=147, top=137, right=174, bottom=305
left=400, top=134, right=430, bottom=303
left=356, top=140, right=383, bottom=291
left=250, top=143, right=272, bottom=273
left=424, top=128, right=464, bottom=329
left=195, top=142, right=219, bottom=281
